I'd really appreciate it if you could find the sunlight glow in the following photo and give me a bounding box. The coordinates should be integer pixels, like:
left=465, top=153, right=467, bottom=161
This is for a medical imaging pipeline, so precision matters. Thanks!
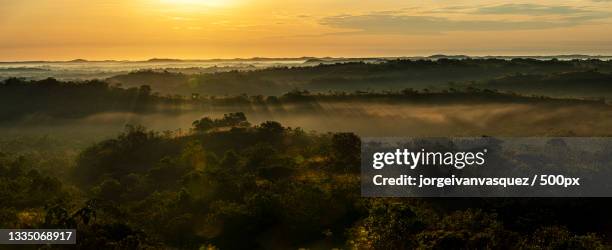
left=159, top=0, right=232, bottom=7
left=1, top=0, right=612, bottom=60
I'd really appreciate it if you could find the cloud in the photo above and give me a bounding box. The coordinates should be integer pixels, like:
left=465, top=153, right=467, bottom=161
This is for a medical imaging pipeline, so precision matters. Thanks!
left=320, top=15, right=565, bottom=34
left=424, top=3, right=607, bottom=17
left=319, top=6, right=611, bottom=35
left=475, top=4, right=589, bottom=16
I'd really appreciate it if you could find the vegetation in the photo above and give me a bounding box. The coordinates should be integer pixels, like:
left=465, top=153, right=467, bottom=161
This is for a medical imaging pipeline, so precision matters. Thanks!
left=1, top=77, right=607, bottom=122
left=0, top=114, right=610, bottom=249
left=2, top=59, right=612, bottom=248
left=463, top=70, right=612, bottom=98
left=108, top=58, right=612, bottom=96
left=0, top=78, right=176, bottom=121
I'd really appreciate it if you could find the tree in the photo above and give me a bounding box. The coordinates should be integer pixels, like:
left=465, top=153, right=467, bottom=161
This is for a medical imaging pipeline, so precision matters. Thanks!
left=257, top=121, right=284, bottom=144
left=219, top=112, right=250, bottom=127
left=330, top=133, right=361, bottom=172
left=193, top=117, right=215, bottom=133
left=348, top=201, right=425, bottom=249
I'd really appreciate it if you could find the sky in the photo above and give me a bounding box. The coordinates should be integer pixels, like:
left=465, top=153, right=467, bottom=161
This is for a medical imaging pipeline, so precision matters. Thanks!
left=1, top=0, right=612, bottom=60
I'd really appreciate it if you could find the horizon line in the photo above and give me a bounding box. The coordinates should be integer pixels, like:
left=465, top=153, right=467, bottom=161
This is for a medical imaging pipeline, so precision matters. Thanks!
left=2, top=54, right=612, bottom=63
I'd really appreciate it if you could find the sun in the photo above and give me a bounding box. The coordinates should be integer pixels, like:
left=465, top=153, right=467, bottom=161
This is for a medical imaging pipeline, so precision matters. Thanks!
left=159, top=0, right=231, bottom=7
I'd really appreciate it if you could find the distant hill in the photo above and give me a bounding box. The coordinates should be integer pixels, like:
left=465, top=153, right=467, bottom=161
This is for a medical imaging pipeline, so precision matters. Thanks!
left=1, top=77, right=608, bottom=122
left=428, top=54, right=470, bottom=59
left=468, top=70, right=612, bottom=98
left=68, top=59, right=89, bottom=63
left=107, top=70, right=189, bottom=95
left=107, top=58, right=612, bottom=97
left=0, top=67, right=49, bottom=72
left=146, top=58, right=184, bottom=62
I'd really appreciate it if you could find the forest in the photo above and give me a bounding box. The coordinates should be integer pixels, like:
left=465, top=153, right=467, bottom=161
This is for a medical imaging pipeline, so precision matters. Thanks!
left=1, top=77, right=607, bottom=122
left=1, top=58, right=612, bottom=249
left=2, top=114, right=611, bottom=249
left=107, top=58, right=612, bottom=97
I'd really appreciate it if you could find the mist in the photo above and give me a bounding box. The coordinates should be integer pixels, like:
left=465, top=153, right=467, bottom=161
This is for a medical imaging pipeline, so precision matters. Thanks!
left=2, top=101, right=609, bottom=147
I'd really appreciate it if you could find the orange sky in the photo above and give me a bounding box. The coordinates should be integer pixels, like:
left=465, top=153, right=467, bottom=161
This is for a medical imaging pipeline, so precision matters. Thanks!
left=1, top=0, right=611, bottom=60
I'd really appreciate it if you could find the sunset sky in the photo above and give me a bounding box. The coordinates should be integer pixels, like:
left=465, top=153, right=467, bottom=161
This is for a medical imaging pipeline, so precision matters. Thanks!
left=1, top=0, right=612, bottom=60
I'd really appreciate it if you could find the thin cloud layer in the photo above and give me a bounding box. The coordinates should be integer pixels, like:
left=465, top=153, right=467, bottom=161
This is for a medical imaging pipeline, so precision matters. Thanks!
left=1, top=1, right=612, bottom=59
left=320, top=15, right=566, bottom=34
left=476, top=4, right=590, bottom=15
left=320, top=4, right=611, bottom=35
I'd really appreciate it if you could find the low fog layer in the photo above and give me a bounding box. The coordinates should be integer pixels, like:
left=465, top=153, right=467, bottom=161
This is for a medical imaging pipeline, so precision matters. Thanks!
left=2, top=102, right=609, bottom=144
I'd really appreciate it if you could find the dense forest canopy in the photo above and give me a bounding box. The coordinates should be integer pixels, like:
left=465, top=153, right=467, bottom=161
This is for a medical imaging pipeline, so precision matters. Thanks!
left=107, top=58, right=612, bottom=96
left=466, top=70, right=612, bottom=98
left=2, top=114, right=610, bottom=249
left=1, top=58, right=612, bottom=249
left=1, top=76, right=608, bottom=122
